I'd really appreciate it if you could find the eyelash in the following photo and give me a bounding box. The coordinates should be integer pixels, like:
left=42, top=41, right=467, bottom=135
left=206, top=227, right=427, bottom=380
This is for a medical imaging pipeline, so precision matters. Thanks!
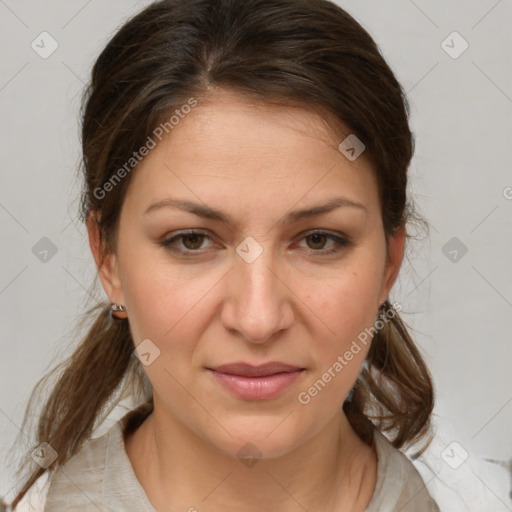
left=159, top=229, right=351, bottom=256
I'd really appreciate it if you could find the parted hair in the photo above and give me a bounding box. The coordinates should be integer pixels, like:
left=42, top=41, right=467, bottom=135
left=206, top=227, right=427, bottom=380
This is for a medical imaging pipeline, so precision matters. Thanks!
left=4, top=0, right=434, bottom=508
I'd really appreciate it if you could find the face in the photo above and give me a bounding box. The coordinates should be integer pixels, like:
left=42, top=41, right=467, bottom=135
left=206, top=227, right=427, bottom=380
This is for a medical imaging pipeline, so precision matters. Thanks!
left=90, top=89, right=404, bottom=459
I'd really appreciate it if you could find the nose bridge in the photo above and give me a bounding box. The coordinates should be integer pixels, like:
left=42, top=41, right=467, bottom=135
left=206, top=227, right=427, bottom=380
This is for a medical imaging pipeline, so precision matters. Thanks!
left=241, top=247, right=278, bottom=302
left=225, top=236, right=293, bottom=343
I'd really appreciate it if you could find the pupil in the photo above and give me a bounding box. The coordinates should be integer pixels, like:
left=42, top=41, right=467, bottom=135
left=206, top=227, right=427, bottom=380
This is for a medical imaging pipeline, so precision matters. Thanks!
left=309, top=234, right=325, bottom=249
left=185, top=234, right=202, bottom=249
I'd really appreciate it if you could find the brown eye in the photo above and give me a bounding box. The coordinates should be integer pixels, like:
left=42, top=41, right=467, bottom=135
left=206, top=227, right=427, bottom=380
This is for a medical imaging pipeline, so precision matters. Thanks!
left=159, top=229, right=350, bottom=257
left=159, top=230, right=212, bottom=254
left=305, top=233, right=328, bottom=250
left=181, top=233, right=206, bottom=250
left=297, top=230, right=351, bottom=255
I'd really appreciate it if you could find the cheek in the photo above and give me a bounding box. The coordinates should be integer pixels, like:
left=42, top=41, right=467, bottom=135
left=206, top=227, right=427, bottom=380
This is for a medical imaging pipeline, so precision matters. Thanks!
left=295, top=258, right=383, bottom=400
left=306, top=265, right=382, bottom=344
left=120, top=263, right=220, bottom=407
left=123, top=265, right=215, bottom=343
left=118, top=239, right=230, bottom=370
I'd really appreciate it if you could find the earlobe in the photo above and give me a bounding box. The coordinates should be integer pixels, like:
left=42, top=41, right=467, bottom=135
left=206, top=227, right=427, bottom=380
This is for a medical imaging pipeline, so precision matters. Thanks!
left=86, top=211, right=124, bottom=303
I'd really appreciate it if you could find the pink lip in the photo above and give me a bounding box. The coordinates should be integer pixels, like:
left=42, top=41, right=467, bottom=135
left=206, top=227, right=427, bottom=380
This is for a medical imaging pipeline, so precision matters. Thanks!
left=207, top=362, right=305, bottom=400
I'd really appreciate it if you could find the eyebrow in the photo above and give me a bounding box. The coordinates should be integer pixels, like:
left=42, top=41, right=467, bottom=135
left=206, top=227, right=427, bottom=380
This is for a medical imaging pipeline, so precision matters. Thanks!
left=144, top=196, right=366, bottom=226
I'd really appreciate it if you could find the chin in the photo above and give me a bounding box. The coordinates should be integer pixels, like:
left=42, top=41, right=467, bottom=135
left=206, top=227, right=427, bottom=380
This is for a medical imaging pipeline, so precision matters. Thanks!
left=206, top=415, right=314, bottom=462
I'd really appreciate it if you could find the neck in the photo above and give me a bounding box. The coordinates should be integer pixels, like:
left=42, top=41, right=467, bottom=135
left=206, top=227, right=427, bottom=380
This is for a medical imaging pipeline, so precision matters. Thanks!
left=125, top=400, right=377, bottom=512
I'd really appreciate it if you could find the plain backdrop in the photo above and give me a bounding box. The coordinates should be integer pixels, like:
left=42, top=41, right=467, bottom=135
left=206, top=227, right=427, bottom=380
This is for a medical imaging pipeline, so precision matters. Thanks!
left=1, top=0, right=511, bottom=510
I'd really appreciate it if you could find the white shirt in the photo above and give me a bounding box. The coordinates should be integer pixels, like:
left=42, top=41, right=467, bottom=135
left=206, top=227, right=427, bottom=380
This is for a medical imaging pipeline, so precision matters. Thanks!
left=43, top=407, right=440, bottom=511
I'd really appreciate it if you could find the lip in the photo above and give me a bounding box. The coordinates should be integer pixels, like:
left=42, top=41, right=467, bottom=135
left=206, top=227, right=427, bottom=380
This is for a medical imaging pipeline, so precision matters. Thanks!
left=206, top=362, right=305, bottom=400
left=211, top=362, right=304, bottom=377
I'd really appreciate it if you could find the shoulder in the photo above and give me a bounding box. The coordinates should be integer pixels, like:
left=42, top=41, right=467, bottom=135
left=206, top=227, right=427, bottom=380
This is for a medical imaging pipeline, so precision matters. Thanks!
left=365, top=430, right=440, bottom=512
left=44, top=404, right=155, bottom=512
left=44, top=427, right=111, bottom=511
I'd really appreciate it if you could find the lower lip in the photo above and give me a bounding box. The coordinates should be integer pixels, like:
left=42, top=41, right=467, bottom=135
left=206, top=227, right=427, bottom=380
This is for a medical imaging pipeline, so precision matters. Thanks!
left=208, top=369, right=304, bottom=400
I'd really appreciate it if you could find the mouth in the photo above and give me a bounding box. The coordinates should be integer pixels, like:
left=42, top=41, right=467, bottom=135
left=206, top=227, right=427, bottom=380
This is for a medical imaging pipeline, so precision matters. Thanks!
left=210, top=362, right=304, bottom=377
left=206, top=362, right=306, bottom=400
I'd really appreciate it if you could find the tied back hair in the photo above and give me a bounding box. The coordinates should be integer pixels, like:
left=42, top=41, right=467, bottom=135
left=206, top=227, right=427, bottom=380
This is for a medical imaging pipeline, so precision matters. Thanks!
left=4, top=0, right=434, bottom=508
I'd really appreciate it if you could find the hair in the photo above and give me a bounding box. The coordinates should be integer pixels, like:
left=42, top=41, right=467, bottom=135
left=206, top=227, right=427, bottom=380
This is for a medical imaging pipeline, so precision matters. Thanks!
left=3, top=0, right=435, bottom=508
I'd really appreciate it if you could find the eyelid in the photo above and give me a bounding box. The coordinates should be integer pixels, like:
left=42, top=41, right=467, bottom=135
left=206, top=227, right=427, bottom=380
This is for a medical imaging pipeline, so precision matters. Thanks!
left=294, top=229, right=351, bottom=255
left=159, top=228, right=351, bottom=255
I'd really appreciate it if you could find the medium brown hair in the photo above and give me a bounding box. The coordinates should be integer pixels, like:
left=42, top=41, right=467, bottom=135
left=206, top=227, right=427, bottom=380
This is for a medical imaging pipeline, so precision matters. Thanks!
left=4, top=0, right=434, bottom=508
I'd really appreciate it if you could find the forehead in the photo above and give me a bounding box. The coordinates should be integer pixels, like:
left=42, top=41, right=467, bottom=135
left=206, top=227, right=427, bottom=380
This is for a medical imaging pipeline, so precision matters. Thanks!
left=122, top=90, right=379, bottom=219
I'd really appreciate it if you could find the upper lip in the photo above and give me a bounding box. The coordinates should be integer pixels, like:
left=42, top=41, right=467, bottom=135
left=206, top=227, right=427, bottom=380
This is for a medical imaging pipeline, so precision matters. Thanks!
left=208, top=362, right=304, bottom=377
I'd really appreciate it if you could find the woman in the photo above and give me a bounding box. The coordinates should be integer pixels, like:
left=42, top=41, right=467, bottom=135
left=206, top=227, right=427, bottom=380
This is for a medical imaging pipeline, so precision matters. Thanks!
left=4, top=0, right=439, bottom=510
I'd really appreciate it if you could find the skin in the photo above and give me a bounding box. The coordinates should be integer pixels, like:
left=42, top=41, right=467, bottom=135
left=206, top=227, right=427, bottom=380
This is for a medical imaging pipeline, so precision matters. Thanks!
left=88, top=88, right=405, bottom=512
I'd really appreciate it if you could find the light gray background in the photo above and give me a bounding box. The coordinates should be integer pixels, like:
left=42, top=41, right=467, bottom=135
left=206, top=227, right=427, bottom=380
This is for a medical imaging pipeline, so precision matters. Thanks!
left=1, top=0, right=511, bottom=510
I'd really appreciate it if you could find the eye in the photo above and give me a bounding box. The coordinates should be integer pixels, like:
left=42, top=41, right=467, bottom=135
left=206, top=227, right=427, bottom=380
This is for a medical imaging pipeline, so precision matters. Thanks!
left=159, top=229, right=351, bottom=256
left=159, top=230, right=212, bottom=253
left=296, top=230, right=351, bottom=255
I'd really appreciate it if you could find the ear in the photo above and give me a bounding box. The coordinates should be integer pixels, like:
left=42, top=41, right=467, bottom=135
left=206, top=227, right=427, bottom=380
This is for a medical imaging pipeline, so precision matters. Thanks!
left=86, top=212, right=124, bottom=304
left=378, top=224, right=406, bottom=305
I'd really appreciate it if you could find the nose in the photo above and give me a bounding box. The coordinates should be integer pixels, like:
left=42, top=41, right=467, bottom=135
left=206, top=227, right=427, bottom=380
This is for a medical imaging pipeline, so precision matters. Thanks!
left=220, top=243, right=295, bottom=344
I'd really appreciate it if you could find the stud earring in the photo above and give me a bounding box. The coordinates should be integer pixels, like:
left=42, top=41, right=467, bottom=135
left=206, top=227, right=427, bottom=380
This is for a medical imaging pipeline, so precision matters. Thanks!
left=110, top=302, right=127, bottom=320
